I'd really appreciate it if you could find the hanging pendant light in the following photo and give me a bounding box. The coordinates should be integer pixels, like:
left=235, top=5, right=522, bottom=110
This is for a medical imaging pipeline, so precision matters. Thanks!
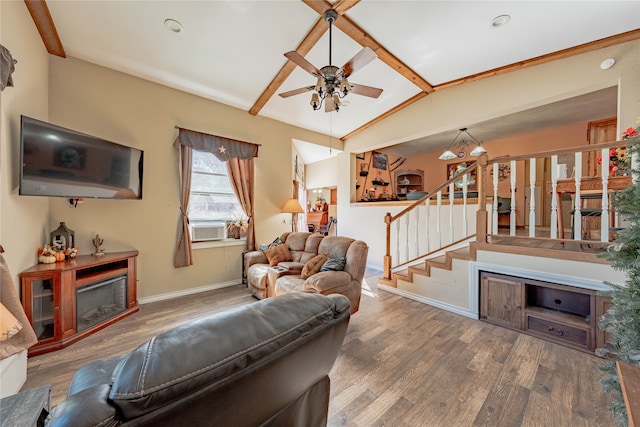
left=439, top=128, right=485, bottom=160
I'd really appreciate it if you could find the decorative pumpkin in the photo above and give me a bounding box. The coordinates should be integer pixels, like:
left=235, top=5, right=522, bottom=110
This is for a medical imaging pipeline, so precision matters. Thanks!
left=55, top=251, right=66, bottom=262
left=39, top=254, right=56, bottom=264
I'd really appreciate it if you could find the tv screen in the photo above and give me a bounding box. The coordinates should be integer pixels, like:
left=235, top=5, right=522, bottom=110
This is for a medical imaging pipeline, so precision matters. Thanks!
left=19, top=116, right=143, bottom=200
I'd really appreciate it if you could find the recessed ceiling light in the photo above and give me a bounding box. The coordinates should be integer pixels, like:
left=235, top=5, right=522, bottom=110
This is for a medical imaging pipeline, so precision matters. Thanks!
left=490, top=14, right=511, bottom=28
left=600, top=58, right=615, bottom=70
left=164, top=18, right=183, bottom=33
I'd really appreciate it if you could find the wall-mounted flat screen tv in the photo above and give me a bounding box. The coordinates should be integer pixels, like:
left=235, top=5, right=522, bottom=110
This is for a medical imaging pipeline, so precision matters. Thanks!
left=19, top=116, right=143, bottom=200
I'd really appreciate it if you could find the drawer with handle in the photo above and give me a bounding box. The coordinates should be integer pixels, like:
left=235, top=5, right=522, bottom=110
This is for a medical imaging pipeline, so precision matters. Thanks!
left=525, top=315, right=590, bottom=349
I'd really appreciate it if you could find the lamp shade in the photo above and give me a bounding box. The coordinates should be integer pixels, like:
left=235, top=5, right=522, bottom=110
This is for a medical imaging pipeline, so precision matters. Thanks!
left=0, top=302, right=23, bottom=341
left=470, top=145, right=487, bottom=156
left=438, top=150, right=457, bottom=161
left=281, top=198, right=305, bottom=214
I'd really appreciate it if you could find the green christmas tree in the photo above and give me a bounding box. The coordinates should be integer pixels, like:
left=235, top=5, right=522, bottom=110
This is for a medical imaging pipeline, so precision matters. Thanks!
left=597, top=121, right=640, bottom=426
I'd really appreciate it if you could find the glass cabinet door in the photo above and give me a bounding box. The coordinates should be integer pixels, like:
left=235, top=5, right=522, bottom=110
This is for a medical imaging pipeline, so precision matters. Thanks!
left=30, top=278, right=55, bottom=340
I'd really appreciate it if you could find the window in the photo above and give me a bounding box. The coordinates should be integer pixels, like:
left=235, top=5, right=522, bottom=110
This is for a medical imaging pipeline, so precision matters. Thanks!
left=189, top=150, right=244, bottom=223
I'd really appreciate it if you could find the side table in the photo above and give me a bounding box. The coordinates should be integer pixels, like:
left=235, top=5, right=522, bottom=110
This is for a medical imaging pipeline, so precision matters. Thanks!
left=0, top=384, right=51, bottom=427
left=241, top=250, right=249, bottom=284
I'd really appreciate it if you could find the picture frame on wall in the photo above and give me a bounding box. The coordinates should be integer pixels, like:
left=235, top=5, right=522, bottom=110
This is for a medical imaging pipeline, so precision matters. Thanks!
left=372, top=151, right=388, bottom=170
left=447, top=160, right=477, bottom=190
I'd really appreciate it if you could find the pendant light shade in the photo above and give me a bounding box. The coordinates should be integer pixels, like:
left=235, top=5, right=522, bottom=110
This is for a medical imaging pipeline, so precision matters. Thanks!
left=438, top=150, right=457, bottom=161
left=439, top=128, right=485, bottom=160
left=470, top=145, right=487, bottom=156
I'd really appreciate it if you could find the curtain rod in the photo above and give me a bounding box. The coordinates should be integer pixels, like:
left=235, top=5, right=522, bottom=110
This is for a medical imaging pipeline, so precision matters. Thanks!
left=174, top=125, right=261, bottom=147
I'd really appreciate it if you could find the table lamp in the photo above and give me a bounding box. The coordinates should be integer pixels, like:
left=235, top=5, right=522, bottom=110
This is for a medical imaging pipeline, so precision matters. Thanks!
left=281, top=198, right=305, bottom=232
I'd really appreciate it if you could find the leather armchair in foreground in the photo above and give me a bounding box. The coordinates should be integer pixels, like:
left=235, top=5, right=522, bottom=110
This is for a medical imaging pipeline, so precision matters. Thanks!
left=46, top=292, right=351, bottom=427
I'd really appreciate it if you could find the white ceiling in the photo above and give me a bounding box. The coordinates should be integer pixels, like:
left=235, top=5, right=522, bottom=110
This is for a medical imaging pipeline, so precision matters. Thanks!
left=43, top=1, right=640, bottom=163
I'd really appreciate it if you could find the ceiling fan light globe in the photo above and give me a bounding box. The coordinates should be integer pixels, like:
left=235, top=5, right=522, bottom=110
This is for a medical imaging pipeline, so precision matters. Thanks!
left=315, top=77, right=326, bottom=96
left=310, top=93, right=321, bottom=110
left=340, top=77, right=351, bottom=96
left=332, top=93, right=342, bottom=107
left=439, top=150, right=457, bottom=161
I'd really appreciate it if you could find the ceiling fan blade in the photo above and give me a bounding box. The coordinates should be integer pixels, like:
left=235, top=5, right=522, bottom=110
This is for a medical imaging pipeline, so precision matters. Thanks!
left=284, top=51, right=321, bottom=77
left=350, top=83, right=383, bottom=98
left=325, top=97, right=337, bottom=113
left=278, top=86, right=315, bottom=98
left=338, top=47, right=378, bottom=78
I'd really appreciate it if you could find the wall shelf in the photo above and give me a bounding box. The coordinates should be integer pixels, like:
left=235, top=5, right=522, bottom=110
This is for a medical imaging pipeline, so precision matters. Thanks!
left=394, top=169, right=424, bottom=196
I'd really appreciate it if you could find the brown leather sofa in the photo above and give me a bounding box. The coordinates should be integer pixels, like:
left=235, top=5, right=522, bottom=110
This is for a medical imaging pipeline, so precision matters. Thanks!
left=46, top=292, right=350, bottom=427
left=244, top=232, right=368, bottom=314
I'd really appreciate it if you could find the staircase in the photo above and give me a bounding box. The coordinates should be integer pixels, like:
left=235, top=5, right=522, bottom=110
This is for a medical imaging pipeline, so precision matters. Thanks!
left=378, top=139, right=636, bottom=318
left=380, top=246, right=474, bottom=287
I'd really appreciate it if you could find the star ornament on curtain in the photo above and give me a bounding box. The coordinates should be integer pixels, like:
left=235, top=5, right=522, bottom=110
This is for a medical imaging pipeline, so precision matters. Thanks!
left=218, top=145, right=226, bottom=154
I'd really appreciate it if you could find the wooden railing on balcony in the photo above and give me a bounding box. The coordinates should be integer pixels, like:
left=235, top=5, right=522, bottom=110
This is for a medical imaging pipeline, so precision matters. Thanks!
left=383, top=139, right=636, bottom=280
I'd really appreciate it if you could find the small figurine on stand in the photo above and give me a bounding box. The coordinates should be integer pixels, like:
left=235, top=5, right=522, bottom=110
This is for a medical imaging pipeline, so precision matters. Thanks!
left=92, top=234, right=106, bottom=256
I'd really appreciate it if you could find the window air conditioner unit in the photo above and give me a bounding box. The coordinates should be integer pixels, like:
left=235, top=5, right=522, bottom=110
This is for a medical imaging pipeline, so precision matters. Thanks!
left=190, top=222, right=226, bottom=241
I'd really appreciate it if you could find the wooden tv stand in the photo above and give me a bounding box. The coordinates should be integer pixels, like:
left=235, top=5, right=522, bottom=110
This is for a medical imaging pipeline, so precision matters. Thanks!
left=479, top=270, right=611, bottom=354
left=21, top=251, right=138, bottom=356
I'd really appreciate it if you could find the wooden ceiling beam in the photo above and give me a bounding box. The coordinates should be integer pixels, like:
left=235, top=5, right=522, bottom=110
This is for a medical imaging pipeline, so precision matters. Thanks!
left=301, top=0, right=434, bottom=94
left=341, top=29, right=640, bottom=141
left=331, top=0, right=360, bottom=15
left=434, top=28, right=640, bottom=92
left=249, top=18, right=326, bottom=115
left=24, top=0, right=66, bottom=58
left=249, top=1, right=361, bottom=116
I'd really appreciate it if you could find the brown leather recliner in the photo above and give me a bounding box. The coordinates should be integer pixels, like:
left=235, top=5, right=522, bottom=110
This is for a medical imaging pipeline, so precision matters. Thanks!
left=46, top=292, right=350, bottom=426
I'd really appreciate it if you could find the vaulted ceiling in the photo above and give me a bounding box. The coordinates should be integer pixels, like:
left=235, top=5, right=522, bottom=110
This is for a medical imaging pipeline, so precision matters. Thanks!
left=25, top=0, right=640, bottom=161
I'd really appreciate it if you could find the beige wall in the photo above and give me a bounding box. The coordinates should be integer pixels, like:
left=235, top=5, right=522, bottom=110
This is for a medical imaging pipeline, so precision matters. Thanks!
left=1, top=0, right=330, bottom=301
left=306, top=156, right=338, bottom=190
left=1, top=1, right=50, bottom=285
left=44, top=56, right=329, bottom=299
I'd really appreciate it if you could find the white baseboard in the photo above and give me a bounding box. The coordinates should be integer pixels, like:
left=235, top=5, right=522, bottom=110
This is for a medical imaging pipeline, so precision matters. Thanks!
left=0, top=350, right=28, bottom=398
left=378, top=283, right=478, bottom=319
left=138, top=280, right=243, bottom=305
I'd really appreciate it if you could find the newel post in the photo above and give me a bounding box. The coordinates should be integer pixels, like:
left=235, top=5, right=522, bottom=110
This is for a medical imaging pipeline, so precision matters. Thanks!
left=476, top=153, right=489, bottom=243
left=384, top=212, right=392, bottom=280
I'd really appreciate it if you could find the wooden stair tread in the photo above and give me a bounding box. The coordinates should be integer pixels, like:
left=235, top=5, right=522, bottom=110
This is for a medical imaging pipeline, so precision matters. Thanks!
left=408, top=264, right=427, bottom=272
left=449, top=247, right=472, bottom=260
left=378, top=277, right=394, bottom=287
left=427, top=255, right=447, bottom=264
left=393, top=269, right=409, bottom=278
left=426, top=255, right=449, bottom=269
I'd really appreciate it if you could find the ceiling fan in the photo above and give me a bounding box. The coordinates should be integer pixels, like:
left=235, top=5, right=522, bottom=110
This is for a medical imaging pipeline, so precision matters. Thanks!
left=279, top=9, right=383, bottom=112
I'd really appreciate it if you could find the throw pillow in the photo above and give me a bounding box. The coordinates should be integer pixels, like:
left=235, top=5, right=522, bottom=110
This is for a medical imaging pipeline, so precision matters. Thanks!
left=320, top=256, right=346, bottom=272
left=300, top=253, right=328, bottom=280
left=264, top=244, right=292, bottom=266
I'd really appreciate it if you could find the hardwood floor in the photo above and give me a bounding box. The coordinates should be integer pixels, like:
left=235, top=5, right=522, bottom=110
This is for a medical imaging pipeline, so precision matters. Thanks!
left=22, top=273, right=613, bottom=426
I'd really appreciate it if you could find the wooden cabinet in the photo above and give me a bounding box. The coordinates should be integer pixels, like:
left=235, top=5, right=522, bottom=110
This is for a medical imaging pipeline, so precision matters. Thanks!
left=480, top=273, right=523, bottom=330
left=595, top=295, right=614, bottom=349
left=480, top=271, right=611, bottom=354
left=21, top=251, right=138, bottom=356
left=395, top=169, right=423, bottom=195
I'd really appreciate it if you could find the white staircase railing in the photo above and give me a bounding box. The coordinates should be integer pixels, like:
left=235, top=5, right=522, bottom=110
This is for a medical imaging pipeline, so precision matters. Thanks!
left=383, top=139, right=636, bottom=280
